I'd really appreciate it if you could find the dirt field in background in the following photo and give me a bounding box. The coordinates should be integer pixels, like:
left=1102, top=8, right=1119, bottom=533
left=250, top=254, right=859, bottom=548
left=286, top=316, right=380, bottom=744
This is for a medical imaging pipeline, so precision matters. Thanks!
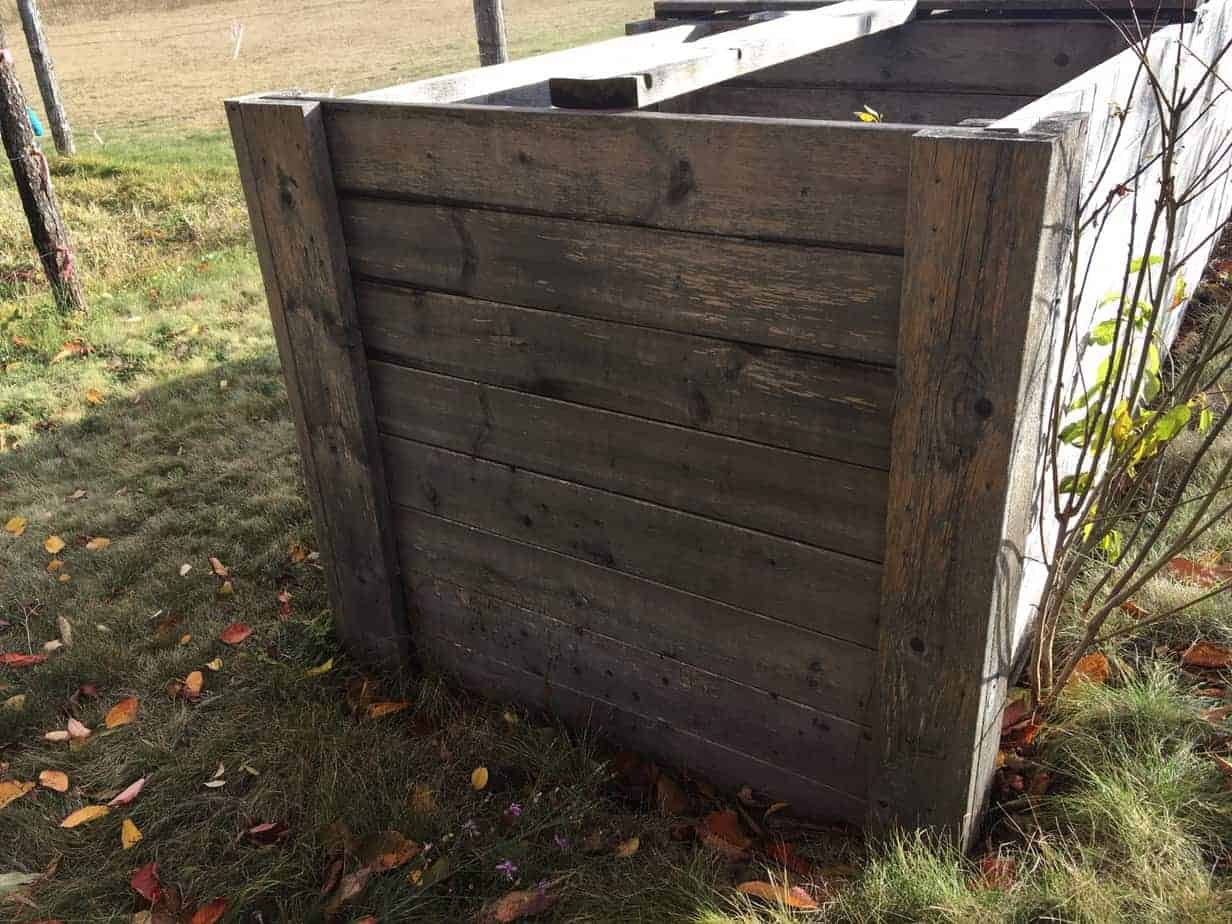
left=2, top=0, right=647, bottom=133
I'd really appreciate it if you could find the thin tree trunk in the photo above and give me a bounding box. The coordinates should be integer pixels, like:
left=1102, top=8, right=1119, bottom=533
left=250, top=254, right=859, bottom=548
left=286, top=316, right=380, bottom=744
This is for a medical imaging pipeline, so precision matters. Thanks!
left=16, top=0, right=73, bottom=155
left=472, top=0, right=508, bottom=66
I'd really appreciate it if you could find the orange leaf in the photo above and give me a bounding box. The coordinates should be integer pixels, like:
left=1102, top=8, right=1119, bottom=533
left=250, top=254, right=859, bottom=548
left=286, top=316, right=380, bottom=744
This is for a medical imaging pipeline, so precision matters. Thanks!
left=43, top=535, right=65, bottom=554
left=367, top=701, right=410, bottom=720
left=219, top=623, right=252, bottom=645
left=0, top=779, right=35, bottom=808
left=105, top=696, right=139, bottom=729
left=60, top=804, right=109, bottom=828
left=0, top=652, right=48, bottom=667
left=470, top=765, right=489, bottom=790
left=479, top=885, right=560, bottom=923
left=735, top=881, right=819, bottom=910
left=979, top=855, right=1018, bottom=890
left=1167, top=557, right=1232, bottom=587
left=38, top=770, right=69, bottom=792
left=184, top=671, right=204, bottom=699
left=699, top=809, right=751, bottom=859
left=1071, top=652, right=1110, bottom=685
left=1203, top=704, right=1232, bottom=723
left=359, top=829, right=421, bottom=871
left=190, top=899, right=228, bottom=924
left=1182, top=641, right=1232, bottom=669
left=208, top=556, right=229, bottom=577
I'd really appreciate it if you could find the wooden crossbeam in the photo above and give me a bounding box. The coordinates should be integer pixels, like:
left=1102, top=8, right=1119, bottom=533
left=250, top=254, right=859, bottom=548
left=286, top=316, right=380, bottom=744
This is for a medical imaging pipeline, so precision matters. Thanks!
left=550, top=0, right=917, bottom=109
left=653, top=0, right=1193, bottom=15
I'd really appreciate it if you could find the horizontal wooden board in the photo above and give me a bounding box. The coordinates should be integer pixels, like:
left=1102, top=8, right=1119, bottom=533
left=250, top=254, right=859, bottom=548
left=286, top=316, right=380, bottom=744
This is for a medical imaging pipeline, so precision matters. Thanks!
left=654, top=0, right=1189, bottom=14
left=412, top=576, right=870, bottom=793
left=419, top=634, right=867, bottom=820
left=322, top=99, right=914, bottom=251
left=398, top=509, right=876, bottom=719
left=358, top=282, right=894, bottom=466
left=343, top=200, right=902, bottom=365
left=668, top=86, right=1034, bottom=126
left=383, top=437, right=882, bottom=645
left=370, top=363, right=888, bottom=557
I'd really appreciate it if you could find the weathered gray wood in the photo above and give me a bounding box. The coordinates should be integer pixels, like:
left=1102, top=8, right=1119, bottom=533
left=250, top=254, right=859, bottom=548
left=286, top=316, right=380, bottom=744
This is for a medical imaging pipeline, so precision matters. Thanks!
left=369, top=362, right=888, bottom=557
left=421, top=634, right=868, bottom=821
left=383, top=436, right=883, bottom=645
left=654, top=0, right=1191, bottom=14
left=357, top=283, right=895, bottom=468
left=342, top=200, right=903, bottom=363
left=398, top=509, right=877, bottom=718
left=666, top=86, right=1034, bottom=124
left=870, top=117, right=1086, bottom=845
left=16, top=0, right=72, bottom=155
left=322, top=100, right=915, bottom=251
left=225, top=97, right=408, bottom=663
left=471, top=0, right=508, bottom=66
left=550, top=0, right=916, bottom=110
left=413, top=576, right=870, bottom=793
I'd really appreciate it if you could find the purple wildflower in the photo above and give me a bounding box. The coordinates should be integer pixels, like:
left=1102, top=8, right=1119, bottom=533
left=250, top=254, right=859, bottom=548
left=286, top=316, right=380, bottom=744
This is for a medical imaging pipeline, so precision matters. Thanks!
left=496, top=859, right=519, bottom=881
left=506, top=802, right=523, bottom=817
left=553, top=833, right=570, bottom=850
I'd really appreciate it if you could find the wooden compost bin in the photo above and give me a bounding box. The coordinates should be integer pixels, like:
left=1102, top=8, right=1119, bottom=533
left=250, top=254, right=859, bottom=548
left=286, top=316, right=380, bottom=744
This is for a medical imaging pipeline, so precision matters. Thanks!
left=228, top=0, right=1232, bottom=844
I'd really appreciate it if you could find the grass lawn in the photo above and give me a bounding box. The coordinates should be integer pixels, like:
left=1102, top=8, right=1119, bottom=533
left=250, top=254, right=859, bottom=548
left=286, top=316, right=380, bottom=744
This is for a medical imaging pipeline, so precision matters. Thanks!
left=2, top=132, right=1232, bottom=922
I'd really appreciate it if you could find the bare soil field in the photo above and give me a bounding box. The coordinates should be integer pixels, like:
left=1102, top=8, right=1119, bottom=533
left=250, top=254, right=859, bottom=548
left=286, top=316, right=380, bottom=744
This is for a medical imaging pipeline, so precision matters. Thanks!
left=2, top=0, right=646, bottom=132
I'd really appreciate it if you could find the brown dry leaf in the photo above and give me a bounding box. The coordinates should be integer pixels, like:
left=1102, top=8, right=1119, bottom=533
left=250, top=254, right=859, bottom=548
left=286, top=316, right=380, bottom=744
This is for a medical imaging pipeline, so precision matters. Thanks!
left=3, top=693, right=27, bottom=711
left=1070, top=652, right=1111, bottom=685
left=46, top=558, right=63, bottom=572
left=1167, top=556, right=1232, bottom=587
left=43, top=535, right=65, bottom=555
left=367, top=701, right=410, bottom=720
left=247, top=821, right=291, bottom=844
left=655, top=774, right=689, bottom=816
left=735, top=881, right=819, bottom=910
left=979, top=854, right=1018, bottom=890
left=1182, top=642, right=1232, bottom=669
left=699, top=809, right=752, bottom=859
left=326, top=866, right=371, bottom=913
left=471, top=766, right=489, bottom=791
left=184, top=672, right=204, bottom=699
left=766, top=838, right=812, bottom=876
left=410, top=783, right=436, bottom=814
left=189, top=899, right=227, bottom=924
left=277, top=589, right=293, bottom=620
left=38, top=770, right=69, bottom=793
left=478, top=884, right=559, bottom=923
left=289, top=543, right=309, bottom=563
left=1202, top=704, right=1232, bottom=723
left=205, top=658, right=223, bottom=672
left=44, top=730, right=70, bottom=742
left=60, top=804, right=109, bottom=828
left=0, top=779, right=35, bottom=809
left=108, top=777, right=146, bottom=807
left=85, top=537, right=111, bottom=551
left=58, top=573, right=71, bottom=583
left=66, top=718, right=91, bottom=740
left=51, top=339, right=88, bottom=364
left=208, top=556, right=229, bottom=578
left=3, top=516, right=27, bottom=536
left=85, top=387, right=104, bottom=405
left=105, top=696, right=139, bottom=729
left=122, top=817, right=143, bottom=849
left=359, top=829, right=421, bottom=871
left=614, top=836, right=640, bottom=858
left=56, top=615, right=73, bottom=648
left=219, top=623, right=252, bottom=645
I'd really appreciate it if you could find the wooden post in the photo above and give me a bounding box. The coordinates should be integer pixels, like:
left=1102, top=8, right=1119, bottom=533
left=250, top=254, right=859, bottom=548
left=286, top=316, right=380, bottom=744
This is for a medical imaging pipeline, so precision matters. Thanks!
left=226, top=96, right=410, bottom=665
left=17, top=0, right=73, bottom=156
left=870, top=114, right=1086, bottom=846
left=472, top=0, right=508, bottom=66
left=0, top=24, right=84, bottom=313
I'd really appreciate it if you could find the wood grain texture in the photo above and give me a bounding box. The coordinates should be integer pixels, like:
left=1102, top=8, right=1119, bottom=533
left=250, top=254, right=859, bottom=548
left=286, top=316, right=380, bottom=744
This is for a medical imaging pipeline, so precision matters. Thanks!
left=322, top=99, right=914, bottom=251
left=412, top=575, right=871, bottom=793
left=471, top=0, right=508, bottom=66
left=398, top=509, right=877, bottom=718
left=17, top=0, right=74, bottom=154
left=420, top=634, right=868, bottom=820
left=383, top=436, right=882, bottom=646
left=655, top=0, right=1190, bottom=14
left=226, top=97, right=408, bottom=663
left=870, top=117, right=1085, bottom=845
left=342, top=199, right=903, bottom=364
left=368, top=362, right=888, bottom=558
left=357, top=282, right=895, bottom=467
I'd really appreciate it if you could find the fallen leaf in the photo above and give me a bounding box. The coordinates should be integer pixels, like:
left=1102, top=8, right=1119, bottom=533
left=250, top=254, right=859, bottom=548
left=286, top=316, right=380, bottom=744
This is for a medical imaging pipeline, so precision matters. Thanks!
left=47, top=558, right=63, bottom=572
left=3, top=694, right=27, bottom=711
left=44, top=730, right=70, bottom=742
left=58, top=573, right=71, bottom=583
left=277, top=589, right=293, bottom=620
left=68, top=488, right=87, bottom=501
left=478, top=885, right=559, bottom=923
left=655, top=774, right=689, bottom=815
left=367, top=701, right=410, bottom=720
left=85, top=537, right=111, bottom=551
left=326, top=866, right=371, bottom=912
left=359, top=829, right=421, bottom=871
left=105, top=696, right=139, bottom=728
left=305, top=657, right=333, bottom=677
left=3, top=516, right=27, bottom=536
left=1203, top=704, right=1232, bottom=723
left=289, top=543, right=309, bottom=563
left=130, top=861, right=162, bottom=904
left=218, top=580, right=234, bottom=596
left=208, top=557, right=229, bottom=578
left=979, top=854, right=1018, bottom=890
left=410, top=783, right=435, bottom=814
left=247, top=821, right=290, bottom=844
left=55, top=615, right=73, bottom=648
left=219, top=623, right=252, bottom=645
left=699, top=810, right=752, bottom=859
left=189, top=899, right=227, bottom=924
left=179, top=634, right=192, bottom=645
left=612, top=835, right=640, bottom=857
left=51, top=339, right=88, bottom=363
left=66, top=718, right=91, bottom=740
left=179, top=564, right=192, bottom=577
left=1070, top=652, right=1111, bottom=685
left=184, top=671, right=204, bottom=700
left=85, top=387, right=104, bottom=405
left=471, top=766, right=489, bottom=791
left=0, top=780, right=34, bottom=809
left=39, top=770, right=69, bottom=792
left=0, top=652, right=48, bottom=668
left=766, top=838, right=812, bottom=876
left=122, top=817, right=143, bottom=849
left=43, top=640, right=63, bottom=654
left=43, top=536, right=65, bottom=555
left=0, top=871, right=39, bottom=897
left=1167, top=556, right=1232, bottom=587
left=61, top=804, right=109, bottom=828
left=1182, top=641, right=1232, bottom=669
left=109, top=777, right=146, bottom=807
left=735, top=881, right=819, bottom=910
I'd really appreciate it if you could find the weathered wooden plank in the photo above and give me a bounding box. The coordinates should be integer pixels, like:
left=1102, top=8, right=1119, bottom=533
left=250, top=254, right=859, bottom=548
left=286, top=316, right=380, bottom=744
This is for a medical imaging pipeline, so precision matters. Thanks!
left=383, top=437, right=882, bottom=645
left=357, top=283, right=895, bottom=467
left=654, top=0, right=1190, bottom=14
left=322, top=100, right=914, bottom=251
left=471, top=0, right=508, bottom=66
left=413, top=576, right=871, bottom=793
left=421, top=634, right=868, bottom=820
left=398, top=509, right=877, bottom=719
left=870, top=117, right=1085, bottom=845
left=550, top=0, right=917, bottom=109
left=666, top=85, right=1034, bottom=124
left=342, top=200, right=903, bottom=364
left=369, top=362, right=888, bottom=558
left=225, top=97, right=408, bottom=663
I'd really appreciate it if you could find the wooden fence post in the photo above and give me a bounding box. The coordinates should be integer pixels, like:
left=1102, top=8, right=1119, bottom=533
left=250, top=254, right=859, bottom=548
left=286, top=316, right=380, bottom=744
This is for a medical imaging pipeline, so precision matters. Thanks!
left=472, top=0, right=508, bottom=66
left=870, top=114, right=1087, bottom=846
left=0, top=24, right=84, bottom=313
left=17, top=0, right=73, bottom=156
left=226, top=96, right=410, bottom=665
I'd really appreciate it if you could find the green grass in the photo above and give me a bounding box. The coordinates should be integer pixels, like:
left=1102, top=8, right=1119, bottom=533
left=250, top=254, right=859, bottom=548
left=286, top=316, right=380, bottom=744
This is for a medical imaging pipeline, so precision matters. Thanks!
left=3, top=134, right=1232, bottom=922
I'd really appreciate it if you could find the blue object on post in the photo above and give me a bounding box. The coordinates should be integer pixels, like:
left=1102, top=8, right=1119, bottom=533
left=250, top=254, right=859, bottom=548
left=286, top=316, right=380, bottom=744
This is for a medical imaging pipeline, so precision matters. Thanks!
left=26, top=106, right=45, bottom=137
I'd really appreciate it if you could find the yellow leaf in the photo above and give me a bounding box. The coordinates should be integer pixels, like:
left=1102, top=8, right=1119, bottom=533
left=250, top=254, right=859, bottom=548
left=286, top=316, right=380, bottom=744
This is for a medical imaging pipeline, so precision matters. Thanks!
left=44, top=535, right=66, bottom=554
left=104, top=696, right=139, bottom=729
left=856, top=111, right=877, bottom=122
left=84, top=387, right=104, bottom=405
left=185, top=671, right=204, bottom=697
left=0, top=779, right=35, bottom=809
left=205, top=658, right=223, bottom=672
left=218, top=580, right=234, bottom=596
left=47, top=558, right=63, bottom=572
left=58, top=573, right=71, bottom=583
left=85, top=537, right=111, bottom=551
left=60, top=804, right=109, bottom=828
left=39, top=770, right=69, bottom=792
left=614, top=836, right=640, bottom=857
left=305, top=658, right=334, bottom=677
left=471, top=766, right=489, bottom=791
left=121, top=817, right=143, bottom=849
left=3, top=694, right=27, bottom=711
left=3, top=516, right=27, bottom=536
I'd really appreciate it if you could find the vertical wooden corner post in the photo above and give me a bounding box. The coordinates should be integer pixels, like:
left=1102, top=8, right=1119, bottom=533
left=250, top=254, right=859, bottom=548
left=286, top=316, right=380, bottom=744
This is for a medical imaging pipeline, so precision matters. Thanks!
left=226, top=97, right=410, bottom=665
left=472, top=0, right=509, bottom=66
left=872, top=113, right=1088, bottom=846
left=17, top=0, right=74, bottom=156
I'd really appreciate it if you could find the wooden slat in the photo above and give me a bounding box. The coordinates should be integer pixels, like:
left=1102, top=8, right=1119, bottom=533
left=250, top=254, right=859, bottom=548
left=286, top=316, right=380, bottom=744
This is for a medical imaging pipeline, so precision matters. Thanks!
left=225, top=97, right=408, bottom=663
left=654, top=0, right=1191, bottom=14
left=357, top=283, right=895, bottom=468
left=412, top=576, right=870, bottom=793
left=322, top=99, right=914, bottom=251
left=871, top=118, right=1085, bottom=845
left=666, top=86, right=1034, bottom=124
left=549, top=0, right=917, bottom=110
left=383, top=437, right=882, bottom=646
left=421, top=635, right=867, bottom=820
left=342, top=200, right=903, bottom=364
left=369, top=362, right=888, bottom=558
left=398, top=509, right=877, bottom=718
